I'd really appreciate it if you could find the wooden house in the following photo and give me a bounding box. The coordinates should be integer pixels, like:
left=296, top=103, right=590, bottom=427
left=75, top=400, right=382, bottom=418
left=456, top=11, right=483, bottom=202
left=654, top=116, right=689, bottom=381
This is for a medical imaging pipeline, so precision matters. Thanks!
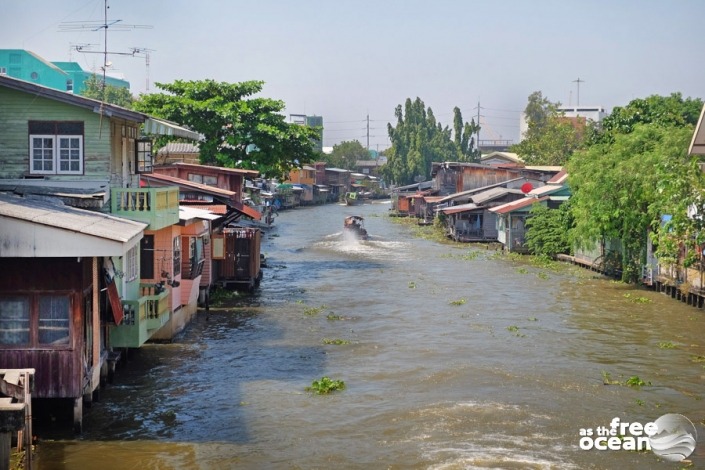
left=324, top=168, right=351, bottom=201
left=440, top=187, right=526, bottom=242
left=431, top=162, right=559, bottom=196
left=0, top=193, right=146, bottom=431
left=0, top=74, right=200, bottom=430
left=286, top=166, right=315, bottom=204
left=489, top=196, right=550, bottom=252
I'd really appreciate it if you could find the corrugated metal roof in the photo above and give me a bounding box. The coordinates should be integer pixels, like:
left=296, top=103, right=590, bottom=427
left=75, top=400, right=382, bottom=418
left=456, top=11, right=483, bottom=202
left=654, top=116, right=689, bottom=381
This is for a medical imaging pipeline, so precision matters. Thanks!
left=158, top=142, right=200, bottom=154
left=0, top=193, right=145, bottom=242
left=524, top=166, right=563, bottom=172
left=437, top=178, right=525, bottom=204
left=143, top=173, right=236, bottom=197
left=489, top=196, right=550, bottom=214
left=423, top=196, right=445, bottom=202
left=440, top=203, right=481, bottom=214
left=528, top=184, right=565, bottom=197
left=470, top=187, right=524, bottom=205
left=325, top=168, right=349, bottom=173
left=547, top=169, right=568, bottom=184
left=165, top=162, right=259, bottom=177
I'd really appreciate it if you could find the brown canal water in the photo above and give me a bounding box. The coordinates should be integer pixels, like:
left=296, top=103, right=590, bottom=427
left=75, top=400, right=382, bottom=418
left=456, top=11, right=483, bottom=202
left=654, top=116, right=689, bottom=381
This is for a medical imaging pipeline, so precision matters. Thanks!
left=35, top=202, right=705, bottom=469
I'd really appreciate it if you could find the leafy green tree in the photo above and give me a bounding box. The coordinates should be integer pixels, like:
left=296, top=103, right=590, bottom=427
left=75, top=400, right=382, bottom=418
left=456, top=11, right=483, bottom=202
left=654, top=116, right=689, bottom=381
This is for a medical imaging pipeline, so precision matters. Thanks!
left=134, top=79, right=320, bottom=178
left=524, top=202, right=572, bottom=257
left=568, top=123, right=695, bottom=282
left=511, top=92, right=581, bottom=166
left=523, top=91, right=555, bottom=129
left=81, top=74, right=134, bottom=108
left=588, top=93, right=702, bottom=145
left=453, top=107, right=481, bottom=162
left=320, top=140, right=369, bottom=170
left=381, top=98, right=480, bottom=185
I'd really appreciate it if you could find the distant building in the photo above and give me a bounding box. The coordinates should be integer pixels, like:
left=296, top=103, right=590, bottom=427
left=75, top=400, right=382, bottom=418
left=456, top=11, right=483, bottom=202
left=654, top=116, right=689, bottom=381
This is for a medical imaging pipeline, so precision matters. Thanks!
left=290, top=114, right=323, bottom=152
left=519, top=105, right=606, bottom=141
left=0, top=49, right=130, bottom=95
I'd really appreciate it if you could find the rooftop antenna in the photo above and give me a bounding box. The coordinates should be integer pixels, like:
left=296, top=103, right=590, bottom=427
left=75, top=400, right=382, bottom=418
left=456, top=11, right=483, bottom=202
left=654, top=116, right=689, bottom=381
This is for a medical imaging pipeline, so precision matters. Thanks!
left=59, top=0, right=153, bottom=136
left=572, top=77, right=585, bottom=107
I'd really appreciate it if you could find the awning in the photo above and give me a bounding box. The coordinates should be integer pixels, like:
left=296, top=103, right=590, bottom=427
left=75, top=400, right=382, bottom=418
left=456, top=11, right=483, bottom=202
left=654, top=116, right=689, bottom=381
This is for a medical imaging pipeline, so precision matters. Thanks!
left=143, top=117, right=201, bottom=141
left=179, top=206, right=222, bottom=221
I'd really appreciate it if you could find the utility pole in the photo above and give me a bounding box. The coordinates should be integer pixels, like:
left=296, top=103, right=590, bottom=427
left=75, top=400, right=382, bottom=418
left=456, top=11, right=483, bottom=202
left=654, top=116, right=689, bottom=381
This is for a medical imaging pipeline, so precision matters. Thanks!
left=366, top=113, right=370, bottom=150
left=573, top=77, right=585, bottom=106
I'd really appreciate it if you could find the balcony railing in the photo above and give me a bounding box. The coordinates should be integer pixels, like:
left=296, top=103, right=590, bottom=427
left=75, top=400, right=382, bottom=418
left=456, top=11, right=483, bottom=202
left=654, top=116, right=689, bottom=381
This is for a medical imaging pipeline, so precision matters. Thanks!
left=108, top=283, right=170, bottom=348
left=111, top=187, right=179, bottom=231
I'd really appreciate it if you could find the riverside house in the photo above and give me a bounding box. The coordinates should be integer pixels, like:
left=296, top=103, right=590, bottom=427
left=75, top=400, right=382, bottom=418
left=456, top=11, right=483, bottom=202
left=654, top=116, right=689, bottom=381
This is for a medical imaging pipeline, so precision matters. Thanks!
left=0, top=74, right=198, bottom=431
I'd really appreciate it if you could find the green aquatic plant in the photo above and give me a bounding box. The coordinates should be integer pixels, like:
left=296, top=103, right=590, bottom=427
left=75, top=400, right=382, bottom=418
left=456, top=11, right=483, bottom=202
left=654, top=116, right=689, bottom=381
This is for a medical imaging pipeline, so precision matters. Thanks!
left=461, top=251, right=479, bottom=260
left=303, top=306, right=325, bottom=316
left=636, top=399, right=644, bottom=406
left=306, top=376, right=346, bottom=394
left=507, top=325, right=519, bottom=332
left=438, top=253, right=455, bottom=258
left=210, top=287, right=239, bottom=306
left=528, top=317, right=538, bottom=321
left=658, top=342, right=676, bottom=349
left=625, top=376, right=650, bottom=387
left=536, top=272, right=549, bottom=280
left=690, top=355, right=705, bottom=363
left=601, top=370, right=621, bottom=385
left=323, top=338, right=350, bottom=345
left=327, top=313, right=342, bottom=321
left=515, top=268, right=528, bottom=274
left=623, top=293, right=652, bottom=303
left=408, top=281, right=416, bottom=289
left=449, top=299, right=467, bottom=306
left=295, top=300, right=304, bottom=304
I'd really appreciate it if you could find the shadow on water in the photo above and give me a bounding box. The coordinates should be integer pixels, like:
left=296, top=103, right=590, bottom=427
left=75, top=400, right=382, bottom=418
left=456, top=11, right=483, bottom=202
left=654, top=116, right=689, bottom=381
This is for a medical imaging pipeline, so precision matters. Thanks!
left=63, top=307, right=328, bottom=444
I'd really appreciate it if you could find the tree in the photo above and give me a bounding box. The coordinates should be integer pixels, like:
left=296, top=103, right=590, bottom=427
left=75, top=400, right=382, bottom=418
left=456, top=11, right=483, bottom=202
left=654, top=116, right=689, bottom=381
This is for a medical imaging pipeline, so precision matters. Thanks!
left=453, top=107, right=481, bottom=162
left=511, top=92, right=581, bottom=166
left=133, top=79, right=321, bottom=178
left=320, top=140, right=369, bottom=170
left=381, top=98, right=480, bottom=185
left=568, top=123, right=695, bottom=282
left=588, top=93, right=702, bottom=146
left=524, top=202, right=572, bottom=257
left=81, top=74, right=134, bottom=108
left=523, top=91, right=555, bottom=129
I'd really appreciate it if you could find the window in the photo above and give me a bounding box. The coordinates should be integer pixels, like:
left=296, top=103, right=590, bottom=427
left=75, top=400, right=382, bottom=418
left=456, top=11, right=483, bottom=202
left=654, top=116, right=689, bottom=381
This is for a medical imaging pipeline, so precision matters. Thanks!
left=30, top=71, right=39, bottom=80
left=0, top=67, right=6, bottom=75
left=28, top=121, right=84, bottom=175
left=38, top=297, right=70, bottom=345
left=0, top=295, right=71, bottom=348
left=0, top=297, right=30, bottom=345
left=173, top=237, right=181, bottom=276
left=188, top=173, right=203, bottom=184
left=203, top=175, right=217, bottom=186
left=126, top=245, right=139, bottom=282
left=135, top=140, right=153, bottom=173
left=66, top=79, right=73, bottom=92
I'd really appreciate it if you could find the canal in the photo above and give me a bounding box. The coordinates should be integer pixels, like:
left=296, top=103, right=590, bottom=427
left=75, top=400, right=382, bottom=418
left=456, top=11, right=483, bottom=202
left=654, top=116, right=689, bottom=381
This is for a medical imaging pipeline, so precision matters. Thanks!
left=36, top=202, right=704, bottom=469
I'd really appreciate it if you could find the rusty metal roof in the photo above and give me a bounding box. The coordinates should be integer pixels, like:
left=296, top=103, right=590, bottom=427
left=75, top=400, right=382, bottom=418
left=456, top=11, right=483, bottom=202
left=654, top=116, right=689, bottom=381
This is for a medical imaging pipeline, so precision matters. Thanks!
left=439, top=203, right=481, bottom=214
left=0, top=192, right=145, bottom=242
left=489, top=196, right=550, bottom=214
left=470, top=187, right=525, bottom=205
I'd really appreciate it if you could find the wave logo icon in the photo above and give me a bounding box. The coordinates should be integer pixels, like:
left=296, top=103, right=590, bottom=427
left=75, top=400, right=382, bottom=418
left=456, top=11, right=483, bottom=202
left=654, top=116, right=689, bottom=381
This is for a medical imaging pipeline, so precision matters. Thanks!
left=648, top=413, right=698, bottom=462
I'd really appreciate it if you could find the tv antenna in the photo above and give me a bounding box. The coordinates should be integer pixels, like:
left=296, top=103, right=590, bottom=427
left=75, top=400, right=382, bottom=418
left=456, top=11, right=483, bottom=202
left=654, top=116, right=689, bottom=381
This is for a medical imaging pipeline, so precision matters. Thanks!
left=59, top=0, right=153, bottom=136
left=572, top=77, right=585, bottom=106
left=59, top=0, right=153, bottom=94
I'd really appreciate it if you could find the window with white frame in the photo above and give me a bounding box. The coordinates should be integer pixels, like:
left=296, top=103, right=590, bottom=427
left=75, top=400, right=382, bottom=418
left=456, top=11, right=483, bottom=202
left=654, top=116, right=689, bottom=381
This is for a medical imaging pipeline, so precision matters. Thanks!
left=66, top=79, right=73, bottom=92
left=0, top=67, right=7, bottom=75
left=126, top=245, right=139, bottom=282
left=28, top=121, right=84, bottom=175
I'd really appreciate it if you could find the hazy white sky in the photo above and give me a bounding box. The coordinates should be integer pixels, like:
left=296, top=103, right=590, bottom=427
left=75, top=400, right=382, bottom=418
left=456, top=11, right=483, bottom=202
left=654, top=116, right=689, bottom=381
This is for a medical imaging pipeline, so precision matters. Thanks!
left=2, top=0, right=704, bottom=149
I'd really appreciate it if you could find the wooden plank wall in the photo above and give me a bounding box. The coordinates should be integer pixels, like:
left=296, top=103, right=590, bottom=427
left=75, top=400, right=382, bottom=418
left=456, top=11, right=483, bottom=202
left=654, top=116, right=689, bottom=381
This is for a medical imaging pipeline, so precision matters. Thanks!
left=0, top=258, right=89, bottom=398
left=0, top=88, right=112, bottom=180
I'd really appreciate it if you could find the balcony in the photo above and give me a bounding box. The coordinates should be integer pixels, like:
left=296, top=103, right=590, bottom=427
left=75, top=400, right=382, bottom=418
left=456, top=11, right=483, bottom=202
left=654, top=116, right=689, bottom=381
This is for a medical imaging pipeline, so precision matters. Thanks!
left=111, top=187, right=179, bottom=231
left=108, top=284, right=170, bottom=348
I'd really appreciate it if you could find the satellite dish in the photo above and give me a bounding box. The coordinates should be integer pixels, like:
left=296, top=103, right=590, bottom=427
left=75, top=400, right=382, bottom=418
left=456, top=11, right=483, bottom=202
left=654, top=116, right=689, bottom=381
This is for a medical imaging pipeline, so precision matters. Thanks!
left=414, top=175, right=426, bottom=183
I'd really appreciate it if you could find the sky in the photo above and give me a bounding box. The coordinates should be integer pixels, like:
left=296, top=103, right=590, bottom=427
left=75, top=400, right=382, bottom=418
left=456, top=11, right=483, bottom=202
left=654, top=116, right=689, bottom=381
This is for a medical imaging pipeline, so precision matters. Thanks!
left=2, top=0, right=704, bottom=150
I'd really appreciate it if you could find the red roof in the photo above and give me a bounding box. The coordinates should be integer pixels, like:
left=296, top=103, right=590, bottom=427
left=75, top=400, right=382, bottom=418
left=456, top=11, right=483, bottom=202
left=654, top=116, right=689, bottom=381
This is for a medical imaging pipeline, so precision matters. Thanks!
left=161, top=162, right=259, bottom=177
left=489, top=196, right=549, bottom=214
left=240, top=204, right=261, bottom=220
left=548, top=169, right=568, bottom=184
